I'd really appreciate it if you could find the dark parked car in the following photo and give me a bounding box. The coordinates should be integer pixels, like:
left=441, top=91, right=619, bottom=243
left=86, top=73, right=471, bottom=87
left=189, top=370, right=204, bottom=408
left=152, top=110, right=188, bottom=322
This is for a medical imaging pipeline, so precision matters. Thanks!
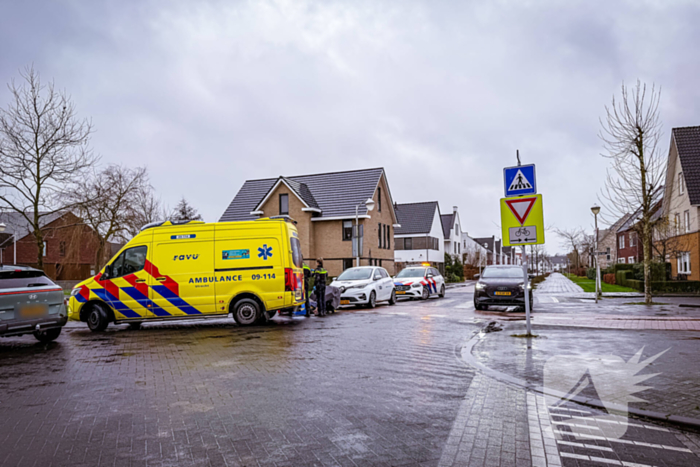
left=473, top=265, right=533, bottom=311
left=0, top=266, right=67, bottom=342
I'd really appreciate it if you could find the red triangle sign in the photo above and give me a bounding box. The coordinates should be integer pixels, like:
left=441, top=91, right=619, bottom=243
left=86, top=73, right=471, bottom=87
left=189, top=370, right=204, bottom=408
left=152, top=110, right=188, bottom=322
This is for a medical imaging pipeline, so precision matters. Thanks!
left=505, top=197, right=537, bottom=225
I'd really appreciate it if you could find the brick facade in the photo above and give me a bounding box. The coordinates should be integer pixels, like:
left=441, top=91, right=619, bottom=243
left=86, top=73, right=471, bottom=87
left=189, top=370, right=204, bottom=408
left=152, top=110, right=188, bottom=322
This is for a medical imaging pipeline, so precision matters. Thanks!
left=256, top=175, right=396, bottom=277
left=0, top=212, right=101, bottom=281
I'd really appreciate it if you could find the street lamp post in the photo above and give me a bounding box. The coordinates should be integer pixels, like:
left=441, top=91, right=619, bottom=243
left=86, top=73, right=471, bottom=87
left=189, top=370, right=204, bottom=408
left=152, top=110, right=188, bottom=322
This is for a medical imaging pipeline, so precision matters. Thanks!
left=0, top=223, right=16, bottom=265
left=591, top=205, right=601, bottom=302
left=355, top=198, right=376, bottom=267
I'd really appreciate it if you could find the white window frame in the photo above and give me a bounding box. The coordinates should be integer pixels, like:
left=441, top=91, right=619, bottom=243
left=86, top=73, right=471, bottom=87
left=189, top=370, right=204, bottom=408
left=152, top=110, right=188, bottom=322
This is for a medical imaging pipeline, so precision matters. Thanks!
left=618, top=258, right=625, bottom=264
left=678, top=252, right=691, bottom=275
left=630, top=233, right=636, bottom=247
left=675, top=213, right=681, bottom=235
left=619, top=235, right=625, bottom=249
left=628, top=256, right=635, bottom=264
left=679, top=172, right=685, bottom=195
left=685, top=210, right=691, bottom=233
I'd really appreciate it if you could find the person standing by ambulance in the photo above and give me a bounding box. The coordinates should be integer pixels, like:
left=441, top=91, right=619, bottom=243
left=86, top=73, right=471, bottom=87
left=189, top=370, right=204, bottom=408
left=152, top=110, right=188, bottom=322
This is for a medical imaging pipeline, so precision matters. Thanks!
left=303, top=262, right=311, bottom=317
left=313, top=259, right=328, bottom=317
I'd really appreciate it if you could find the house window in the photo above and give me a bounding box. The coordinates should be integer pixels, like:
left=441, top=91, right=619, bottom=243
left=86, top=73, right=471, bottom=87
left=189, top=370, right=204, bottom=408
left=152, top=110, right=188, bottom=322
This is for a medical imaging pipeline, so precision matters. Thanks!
left=343, top=221, right=353, bottom=241
left=678, top=252, right=691, bottom=274
left=343, top=258, right=354, bottom=270
left=606, top=247, right=611, bottom=261
left=630, top=233, right=636, bottom=247
left=43, top=242, right=47, bottom=257
left=378, top=223, right=382, bottom=247
left=618, top=258, right=626, bottom=264
left=675, top=213, right=681, bottom=235
left=685, top=210, right=691, bottom=233
left=385, top=225, right=390, bottom=249
left=628, top=256, right=635, bottom=264
left=59, top=241, right=66, bottom=257
left=618, top=235, right=625, bottom=249
left=405, top=238, right=412, bottom=250
left=679, top=172, right=685, bottom=195
left=279, top=194, right=289, bottom=215
left=378, top=187, right=382, bottom=212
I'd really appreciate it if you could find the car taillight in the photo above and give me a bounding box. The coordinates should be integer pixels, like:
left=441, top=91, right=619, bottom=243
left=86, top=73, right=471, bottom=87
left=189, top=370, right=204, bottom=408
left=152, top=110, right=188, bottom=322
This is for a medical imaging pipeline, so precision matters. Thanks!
left=284, top=268, right=297, bottom=292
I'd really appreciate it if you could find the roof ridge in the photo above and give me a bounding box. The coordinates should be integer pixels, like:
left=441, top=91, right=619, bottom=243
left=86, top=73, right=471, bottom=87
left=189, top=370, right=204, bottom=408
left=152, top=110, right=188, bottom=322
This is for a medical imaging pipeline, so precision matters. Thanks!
left=396, top=201, right=438, bottom=206
left=672, top=125, right=700, bottom=131
left=285, top=167, right=384, bottom=179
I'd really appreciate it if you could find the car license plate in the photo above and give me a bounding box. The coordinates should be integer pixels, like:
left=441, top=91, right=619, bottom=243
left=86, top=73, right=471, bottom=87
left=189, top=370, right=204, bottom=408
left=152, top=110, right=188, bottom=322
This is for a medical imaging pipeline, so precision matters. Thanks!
left=494, top=291, right=511, bottom=296
left=396, top=291, right=406, bottom=295
left=340, top=300, right=350, bottom=305
left=21, top=304, right=48, bottom=317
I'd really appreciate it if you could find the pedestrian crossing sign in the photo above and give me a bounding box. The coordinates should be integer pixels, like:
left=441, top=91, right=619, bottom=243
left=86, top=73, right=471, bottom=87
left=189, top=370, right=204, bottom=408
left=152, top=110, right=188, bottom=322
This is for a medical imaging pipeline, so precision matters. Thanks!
left=503, top=164, right=536, bottom=197
left=501, top=194, right=545, bottom=246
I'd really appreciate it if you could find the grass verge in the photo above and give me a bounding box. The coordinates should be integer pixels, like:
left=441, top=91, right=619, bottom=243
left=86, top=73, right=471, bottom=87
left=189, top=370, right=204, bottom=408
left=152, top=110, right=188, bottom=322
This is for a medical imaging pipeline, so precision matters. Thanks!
left=564, top=274, right=638, bottom=293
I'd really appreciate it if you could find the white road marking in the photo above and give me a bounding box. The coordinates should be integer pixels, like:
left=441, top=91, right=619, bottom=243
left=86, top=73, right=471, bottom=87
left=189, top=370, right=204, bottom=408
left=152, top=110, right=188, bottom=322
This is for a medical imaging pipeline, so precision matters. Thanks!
left=553, top=429, right=693, bottom=453
left=560, top=452, right=657, bottom=467
left=561, top=415, right=670, bottom=433
left=556, top=440, right=613, bottom=452
left=456, top=302, right=475, bottom=309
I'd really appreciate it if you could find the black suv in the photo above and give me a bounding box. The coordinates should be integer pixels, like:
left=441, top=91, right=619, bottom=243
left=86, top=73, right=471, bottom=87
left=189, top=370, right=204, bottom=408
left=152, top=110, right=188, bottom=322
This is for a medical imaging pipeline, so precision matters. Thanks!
left=473, top=265, right=533, bottom=311
left=0, top=266, right=67, bottom=342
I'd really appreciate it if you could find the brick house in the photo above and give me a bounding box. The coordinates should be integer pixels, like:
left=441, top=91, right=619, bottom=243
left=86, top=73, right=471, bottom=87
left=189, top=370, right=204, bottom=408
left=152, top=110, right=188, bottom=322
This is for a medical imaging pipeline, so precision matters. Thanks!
left=596, top=214, right=631, bottom=269
left=394, top=201, right=445, bottom=274
left=659, top=126, right=700, bottom=279
left=220, top=168, right=399, bottom=277
left=441, top=207, right=462, bottom=259
left=616, top=222, right=640, bottom=265
left=0, top=211, right=102, bottom=282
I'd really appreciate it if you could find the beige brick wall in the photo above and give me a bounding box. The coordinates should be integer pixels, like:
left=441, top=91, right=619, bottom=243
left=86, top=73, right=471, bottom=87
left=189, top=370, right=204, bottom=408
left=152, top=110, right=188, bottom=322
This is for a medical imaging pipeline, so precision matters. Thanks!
left=254, top=174, right=397, bottom=277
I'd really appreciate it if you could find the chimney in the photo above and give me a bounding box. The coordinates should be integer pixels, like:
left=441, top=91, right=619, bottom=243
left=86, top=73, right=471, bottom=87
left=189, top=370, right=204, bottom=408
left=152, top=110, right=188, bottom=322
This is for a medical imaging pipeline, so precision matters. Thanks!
left=453, top=206, right=458, bottom=213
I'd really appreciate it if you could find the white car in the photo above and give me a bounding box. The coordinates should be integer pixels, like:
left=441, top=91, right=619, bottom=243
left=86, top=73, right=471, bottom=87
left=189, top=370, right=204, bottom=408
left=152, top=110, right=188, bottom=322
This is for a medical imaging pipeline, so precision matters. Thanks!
left=331, top=266, right=396, bottom=308
left=393, top=266, right=446, bottom=300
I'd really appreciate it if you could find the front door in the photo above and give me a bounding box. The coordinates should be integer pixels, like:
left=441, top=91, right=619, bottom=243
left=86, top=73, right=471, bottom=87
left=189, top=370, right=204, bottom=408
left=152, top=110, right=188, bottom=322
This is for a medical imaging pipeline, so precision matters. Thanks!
left=97, top=245, right=150, bottom=320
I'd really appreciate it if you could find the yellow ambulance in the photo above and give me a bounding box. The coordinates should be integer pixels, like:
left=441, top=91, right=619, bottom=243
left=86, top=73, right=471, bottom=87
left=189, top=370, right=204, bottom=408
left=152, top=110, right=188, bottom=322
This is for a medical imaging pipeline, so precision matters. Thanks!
left=68, top=217, right=304, bottom=331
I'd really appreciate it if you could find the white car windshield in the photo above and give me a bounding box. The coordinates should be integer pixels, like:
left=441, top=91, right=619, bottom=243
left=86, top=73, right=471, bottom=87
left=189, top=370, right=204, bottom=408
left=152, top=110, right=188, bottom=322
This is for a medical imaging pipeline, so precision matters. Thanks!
left=396, top=268, right=425, bottom=278
left=482, top=267, right=523, bottom=279
left=337, top=268, right=373, bottom=281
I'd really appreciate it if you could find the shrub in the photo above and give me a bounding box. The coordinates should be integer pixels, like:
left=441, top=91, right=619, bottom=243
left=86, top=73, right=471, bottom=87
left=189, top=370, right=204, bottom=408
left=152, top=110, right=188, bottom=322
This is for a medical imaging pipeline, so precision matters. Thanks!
left=631, top=262, right=668, bottom=282
left=571, top=267, right=587, bottom=277
left=616, top=270, right=633, bottom=287
left=611, top=263, right=634, bottom=274
left=603, top=273, right=616, bottom=285
left=586, top=268, right=596, bottom=280
left=651, top=281, right=700, bottom=293
left=625, top=279, right=644, bottom=291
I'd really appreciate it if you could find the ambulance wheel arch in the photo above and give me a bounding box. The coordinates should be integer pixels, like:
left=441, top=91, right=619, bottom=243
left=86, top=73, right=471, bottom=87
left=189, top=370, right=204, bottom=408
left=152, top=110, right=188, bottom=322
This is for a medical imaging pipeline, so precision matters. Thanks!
left=79, top=300, right=115, bottom=324
left=229, top=292, right=267, bottom=325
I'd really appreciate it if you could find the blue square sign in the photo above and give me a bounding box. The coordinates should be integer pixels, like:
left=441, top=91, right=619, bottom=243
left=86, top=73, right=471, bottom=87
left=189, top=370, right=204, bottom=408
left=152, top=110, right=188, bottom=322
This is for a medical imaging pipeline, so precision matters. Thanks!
left=503, top=164, right=536, bottom=197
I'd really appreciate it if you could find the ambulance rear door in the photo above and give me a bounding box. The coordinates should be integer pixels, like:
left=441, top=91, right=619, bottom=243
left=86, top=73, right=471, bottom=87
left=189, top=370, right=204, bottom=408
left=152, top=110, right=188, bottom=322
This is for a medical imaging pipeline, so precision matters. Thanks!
left=214, top=223, right=285, bottom=311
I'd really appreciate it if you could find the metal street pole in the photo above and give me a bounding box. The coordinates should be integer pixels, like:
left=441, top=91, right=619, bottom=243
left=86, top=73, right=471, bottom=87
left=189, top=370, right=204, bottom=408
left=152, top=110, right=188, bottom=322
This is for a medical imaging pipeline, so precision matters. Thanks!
left=522, top=245, right=532, bottom=335
left=355, top=204, right=360, bottom=267
left=595, top=214, right=601, bottom=302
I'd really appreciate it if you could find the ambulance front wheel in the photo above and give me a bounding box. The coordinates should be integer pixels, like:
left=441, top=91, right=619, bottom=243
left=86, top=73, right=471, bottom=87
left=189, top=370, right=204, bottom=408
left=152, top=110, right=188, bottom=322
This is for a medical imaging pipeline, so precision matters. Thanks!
left=87, top=304, right=110, bottom=332
left=233, top=299, right=261, bottom=326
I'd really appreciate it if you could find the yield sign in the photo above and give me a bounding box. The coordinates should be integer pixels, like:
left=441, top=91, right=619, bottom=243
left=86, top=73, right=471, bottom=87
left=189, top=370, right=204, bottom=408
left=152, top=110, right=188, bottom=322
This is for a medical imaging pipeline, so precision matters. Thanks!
left=505, top=197, right=537, bottom=225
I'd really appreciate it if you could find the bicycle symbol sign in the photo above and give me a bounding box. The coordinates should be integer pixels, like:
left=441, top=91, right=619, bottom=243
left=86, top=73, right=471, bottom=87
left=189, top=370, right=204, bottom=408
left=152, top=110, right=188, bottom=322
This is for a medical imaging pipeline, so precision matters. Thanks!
left=508, top=225, right=538, bottom=244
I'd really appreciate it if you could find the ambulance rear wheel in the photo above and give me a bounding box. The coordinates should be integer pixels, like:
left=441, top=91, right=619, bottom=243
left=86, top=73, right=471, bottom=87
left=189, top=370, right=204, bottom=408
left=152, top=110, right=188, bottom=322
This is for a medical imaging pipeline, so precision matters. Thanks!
left=87, top=304, right=110, bottom=332
left=233, top=299, right=260, bottom=326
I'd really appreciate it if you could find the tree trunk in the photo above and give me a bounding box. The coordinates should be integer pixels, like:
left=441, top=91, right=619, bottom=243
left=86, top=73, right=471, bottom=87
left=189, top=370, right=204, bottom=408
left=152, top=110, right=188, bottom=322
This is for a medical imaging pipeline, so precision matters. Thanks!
left=643, top=221, right=652, bottom=304
left=95, top=237, right=107, bottom=273
left=34, top=229, right=44, bottom=270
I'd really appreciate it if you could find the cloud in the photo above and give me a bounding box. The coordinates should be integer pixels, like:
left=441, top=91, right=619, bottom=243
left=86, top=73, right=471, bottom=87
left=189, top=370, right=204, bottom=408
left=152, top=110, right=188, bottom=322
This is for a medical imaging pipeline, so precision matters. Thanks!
left=1, top=0, right=699, bottom=253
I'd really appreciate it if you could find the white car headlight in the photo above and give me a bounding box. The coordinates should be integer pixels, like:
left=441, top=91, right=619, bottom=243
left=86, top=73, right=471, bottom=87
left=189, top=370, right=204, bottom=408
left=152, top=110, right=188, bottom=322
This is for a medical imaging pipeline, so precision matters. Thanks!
left=475, top=282, right=485, bottom=290
left=70, top=287, right=81, bottom=296
left=411, top=283, right=421, bottom=288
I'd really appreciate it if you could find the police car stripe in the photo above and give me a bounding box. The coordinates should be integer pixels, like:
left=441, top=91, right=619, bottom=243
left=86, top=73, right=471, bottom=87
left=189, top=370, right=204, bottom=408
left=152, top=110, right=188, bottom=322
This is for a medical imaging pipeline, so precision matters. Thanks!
left=151, top=285, right=202, bottom=315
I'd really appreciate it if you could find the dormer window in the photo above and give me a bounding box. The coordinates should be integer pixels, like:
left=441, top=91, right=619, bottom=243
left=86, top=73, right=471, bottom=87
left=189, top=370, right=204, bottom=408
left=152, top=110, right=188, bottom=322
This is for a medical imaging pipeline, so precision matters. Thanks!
left=679, top=172, right=685, bottom=195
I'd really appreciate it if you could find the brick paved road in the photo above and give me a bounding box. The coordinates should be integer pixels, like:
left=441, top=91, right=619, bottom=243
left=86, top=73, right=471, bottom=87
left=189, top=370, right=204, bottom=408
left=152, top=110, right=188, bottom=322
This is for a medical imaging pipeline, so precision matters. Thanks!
left=535, top=273, right=583, bottom=295
left=2, top=287, right=699, bottom=466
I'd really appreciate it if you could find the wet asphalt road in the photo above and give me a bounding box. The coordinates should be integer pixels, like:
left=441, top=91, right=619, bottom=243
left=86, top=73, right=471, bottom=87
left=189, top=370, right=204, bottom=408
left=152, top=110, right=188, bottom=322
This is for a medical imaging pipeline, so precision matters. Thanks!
left=1, top=285, right=699, bottom=466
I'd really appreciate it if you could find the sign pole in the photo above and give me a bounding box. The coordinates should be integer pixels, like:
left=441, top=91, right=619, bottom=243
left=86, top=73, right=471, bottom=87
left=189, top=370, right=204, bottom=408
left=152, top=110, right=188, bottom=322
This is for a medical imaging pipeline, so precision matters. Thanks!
left=522, top=245, right=532, bottom=335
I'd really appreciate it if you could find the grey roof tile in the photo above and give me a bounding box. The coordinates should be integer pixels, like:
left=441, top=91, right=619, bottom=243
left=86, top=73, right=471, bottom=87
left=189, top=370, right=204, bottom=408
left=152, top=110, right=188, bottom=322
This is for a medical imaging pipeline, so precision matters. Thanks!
left=394, top=202, right=439, bottom=235
left=220, top=168, right=391, bottom=222
left=440, top=214, right=454, bottom=238
left=674, top=126, right=700, bottom=205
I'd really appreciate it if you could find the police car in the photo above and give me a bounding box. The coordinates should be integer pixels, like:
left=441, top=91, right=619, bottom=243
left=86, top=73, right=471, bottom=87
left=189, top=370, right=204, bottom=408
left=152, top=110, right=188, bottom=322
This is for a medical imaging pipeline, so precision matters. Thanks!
left=393, top=266, right=445, bottom=300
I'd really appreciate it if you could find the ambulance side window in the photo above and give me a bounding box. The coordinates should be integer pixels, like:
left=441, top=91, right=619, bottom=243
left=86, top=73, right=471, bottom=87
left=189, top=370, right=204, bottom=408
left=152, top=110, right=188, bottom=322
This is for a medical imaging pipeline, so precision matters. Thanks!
left=111, top=246, right=147, bottom=278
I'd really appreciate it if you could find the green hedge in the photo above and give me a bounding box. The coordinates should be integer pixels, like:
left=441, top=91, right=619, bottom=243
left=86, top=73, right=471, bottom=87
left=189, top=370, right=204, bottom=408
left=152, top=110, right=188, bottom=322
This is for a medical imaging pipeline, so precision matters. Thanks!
left=616, top=279, right=700, bottom=293
left=616, top=270, right=633, bottom=286
left=586, top=268, right=596, bottom=280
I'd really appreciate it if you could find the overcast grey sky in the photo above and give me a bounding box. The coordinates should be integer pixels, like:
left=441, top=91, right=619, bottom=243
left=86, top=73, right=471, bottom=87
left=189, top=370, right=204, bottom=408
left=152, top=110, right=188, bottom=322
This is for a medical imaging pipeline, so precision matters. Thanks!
left=2, top=0, right=699, bottom=252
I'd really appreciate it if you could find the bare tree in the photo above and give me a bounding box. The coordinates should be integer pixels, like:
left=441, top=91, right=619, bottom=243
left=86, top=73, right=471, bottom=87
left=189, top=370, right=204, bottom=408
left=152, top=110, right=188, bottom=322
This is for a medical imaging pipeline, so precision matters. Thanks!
left=555, top=227, right=584, bottom=269
left=68, top=165, right=149, bottom=271
left=600, top=81, right=664, bottom=304
left=0, top=67, right=96, bottom=269
left=125, top=189, right=168, bottom=238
